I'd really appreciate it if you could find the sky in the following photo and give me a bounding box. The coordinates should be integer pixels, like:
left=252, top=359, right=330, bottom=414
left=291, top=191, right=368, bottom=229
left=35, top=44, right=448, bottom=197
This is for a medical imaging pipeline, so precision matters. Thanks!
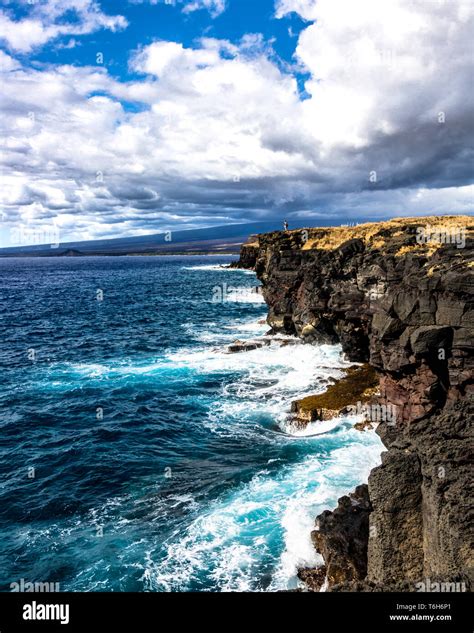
left=0, top=0, right=473, bottom=246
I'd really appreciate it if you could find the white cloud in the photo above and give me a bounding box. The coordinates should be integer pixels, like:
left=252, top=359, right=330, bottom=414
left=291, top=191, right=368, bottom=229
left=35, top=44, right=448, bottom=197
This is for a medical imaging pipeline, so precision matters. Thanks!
left=275, top=0, right=318, bottom=20
left=285, top=0, right=474, bottom=154
left=0, top=49, right=20, bottom=71
left=0, top=0, right=127, bottom=53
left=182, top=0, right=226, bottom=16
left=0, top=0, right=472, bottom=245
left=131, top=0, right=226, bottom=18
left=131, top=41, right=221, bottom=76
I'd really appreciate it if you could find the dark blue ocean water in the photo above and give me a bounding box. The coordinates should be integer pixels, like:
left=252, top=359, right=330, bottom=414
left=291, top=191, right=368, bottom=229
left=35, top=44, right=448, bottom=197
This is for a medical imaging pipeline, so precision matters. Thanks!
left=0, top=256, right=382, bottom=592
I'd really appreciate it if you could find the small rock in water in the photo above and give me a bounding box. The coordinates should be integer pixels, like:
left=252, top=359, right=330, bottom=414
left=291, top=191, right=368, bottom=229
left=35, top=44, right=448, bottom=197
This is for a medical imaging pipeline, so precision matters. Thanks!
left=353, top=419, right=376, bottom=432
left=227, top=339, right=263, bottom=353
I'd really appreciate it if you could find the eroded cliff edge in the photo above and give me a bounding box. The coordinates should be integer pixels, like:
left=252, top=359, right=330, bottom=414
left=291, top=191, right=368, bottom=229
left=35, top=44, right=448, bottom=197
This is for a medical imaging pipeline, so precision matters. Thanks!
left=234, top=216, right=473, bottom=591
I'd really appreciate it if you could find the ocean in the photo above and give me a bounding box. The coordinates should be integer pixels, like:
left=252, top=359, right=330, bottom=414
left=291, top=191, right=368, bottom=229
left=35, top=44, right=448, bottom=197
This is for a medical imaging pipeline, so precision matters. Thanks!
left=0, top=255, right=383, bottom=592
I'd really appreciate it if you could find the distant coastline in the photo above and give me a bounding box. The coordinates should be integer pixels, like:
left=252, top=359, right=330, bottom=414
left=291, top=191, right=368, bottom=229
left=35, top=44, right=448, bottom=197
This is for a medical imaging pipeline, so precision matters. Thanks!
left=0, top=250, right=241, bottom=258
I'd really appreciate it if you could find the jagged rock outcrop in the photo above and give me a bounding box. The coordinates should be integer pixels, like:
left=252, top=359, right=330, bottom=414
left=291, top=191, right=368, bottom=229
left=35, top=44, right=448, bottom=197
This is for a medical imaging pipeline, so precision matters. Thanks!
left=313, top=484, right=372, bottom=590
left=235, top=216, right=473, bottom=591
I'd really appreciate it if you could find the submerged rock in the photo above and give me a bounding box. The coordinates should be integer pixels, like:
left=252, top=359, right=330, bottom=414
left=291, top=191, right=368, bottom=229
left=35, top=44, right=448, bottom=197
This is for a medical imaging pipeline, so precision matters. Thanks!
left=226, top=336, right=299, bottom=354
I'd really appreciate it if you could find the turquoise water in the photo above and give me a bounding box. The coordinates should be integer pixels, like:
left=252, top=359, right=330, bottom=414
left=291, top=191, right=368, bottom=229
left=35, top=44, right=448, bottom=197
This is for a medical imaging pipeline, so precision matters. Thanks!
left=0, top=256, right=383, bottom=592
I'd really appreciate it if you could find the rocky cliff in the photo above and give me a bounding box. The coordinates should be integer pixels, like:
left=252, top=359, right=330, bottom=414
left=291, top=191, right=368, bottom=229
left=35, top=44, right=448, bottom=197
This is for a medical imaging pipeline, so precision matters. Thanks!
left=235, top=216, right=473, bottom=592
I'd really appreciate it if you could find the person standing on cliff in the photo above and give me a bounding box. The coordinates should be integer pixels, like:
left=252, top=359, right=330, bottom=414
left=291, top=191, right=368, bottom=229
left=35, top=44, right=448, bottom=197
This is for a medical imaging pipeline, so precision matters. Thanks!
left=283, top=220, right=289, bottom=231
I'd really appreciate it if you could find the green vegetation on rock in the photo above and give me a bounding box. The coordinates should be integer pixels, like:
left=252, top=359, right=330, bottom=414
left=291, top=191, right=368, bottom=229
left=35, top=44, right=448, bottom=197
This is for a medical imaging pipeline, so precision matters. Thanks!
left=292, top=365, right=379, bottom=422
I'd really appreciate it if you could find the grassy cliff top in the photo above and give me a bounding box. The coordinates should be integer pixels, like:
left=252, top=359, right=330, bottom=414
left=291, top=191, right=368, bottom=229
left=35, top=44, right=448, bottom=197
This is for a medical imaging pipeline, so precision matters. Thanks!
left=245, top=215, right=473, bottom=255
left=299, top=216, right=473, bottom=252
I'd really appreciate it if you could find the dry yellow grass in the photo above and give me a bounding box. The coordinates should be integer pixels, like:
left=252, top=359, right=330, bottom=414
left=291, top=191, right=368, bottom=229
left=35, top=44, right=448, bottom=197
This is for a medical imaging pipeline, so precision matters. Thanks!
left=296, top=215, right=473, bottom=252
left=396, top=243, right=440, bottom=257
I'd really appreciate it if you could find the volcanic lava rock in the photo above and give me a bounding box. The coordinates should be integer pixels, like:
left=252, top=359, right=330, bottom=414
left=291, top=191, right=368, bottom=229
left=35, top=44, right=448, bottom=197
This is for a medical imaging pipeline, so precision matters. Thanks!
left=235, top=216, right=473, bottom=591
left=310, top=485, right=372, bottom=589
left=227, top=340, right=264, bottom=353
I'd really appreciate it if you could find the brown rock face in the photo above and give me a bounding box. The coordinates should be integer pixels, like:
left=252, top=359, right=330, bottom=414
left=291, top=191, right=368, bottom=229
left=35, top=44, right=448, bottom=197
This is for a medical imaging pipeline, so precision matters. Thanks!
left=230, top=238, right=259, bottom=269
left=235, top=216, right=473, bottom=591
left=311, top=485, right=372, bottom=589
left=297, top=566, right=327, bottom=592
left=367, top=449, right=424, bottom=584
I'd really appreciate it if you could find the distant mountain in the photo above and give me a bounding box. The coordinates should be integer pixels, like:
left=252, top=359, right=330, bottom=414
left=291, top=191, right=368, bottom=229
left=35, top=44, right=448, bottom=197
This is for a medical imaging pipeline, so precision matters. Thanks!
left=0, top=216, right=381, bottom=257
left=0, top=222, right=283, bottom=257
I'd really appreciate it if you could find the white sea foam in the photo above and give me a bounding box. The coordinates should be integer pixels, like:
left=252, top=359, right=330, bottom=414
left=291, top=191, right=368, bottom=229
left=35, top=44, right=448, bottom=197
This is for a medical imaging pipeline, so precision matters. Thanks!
left=61, top=341, right=345, bottom=397
left=165, top=341, right=349, bottom=441
left=168, top=341, right=345, bottom=379
left=284, top=417, right=343, bottom=437
left=269, top=434, right=382, bottom=590
left=45, top=330, right=382, bottom=593
left=225, top=320, right=268, bottom=334
left=182, top=264, right=254, bottom=273
left=182, top=316, right=267, bottom=344
left=137, top=339, right=383, bottom=592
left=143, top=428, right=382, bottom=592
left=219, top=286, right=265, bottom=303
